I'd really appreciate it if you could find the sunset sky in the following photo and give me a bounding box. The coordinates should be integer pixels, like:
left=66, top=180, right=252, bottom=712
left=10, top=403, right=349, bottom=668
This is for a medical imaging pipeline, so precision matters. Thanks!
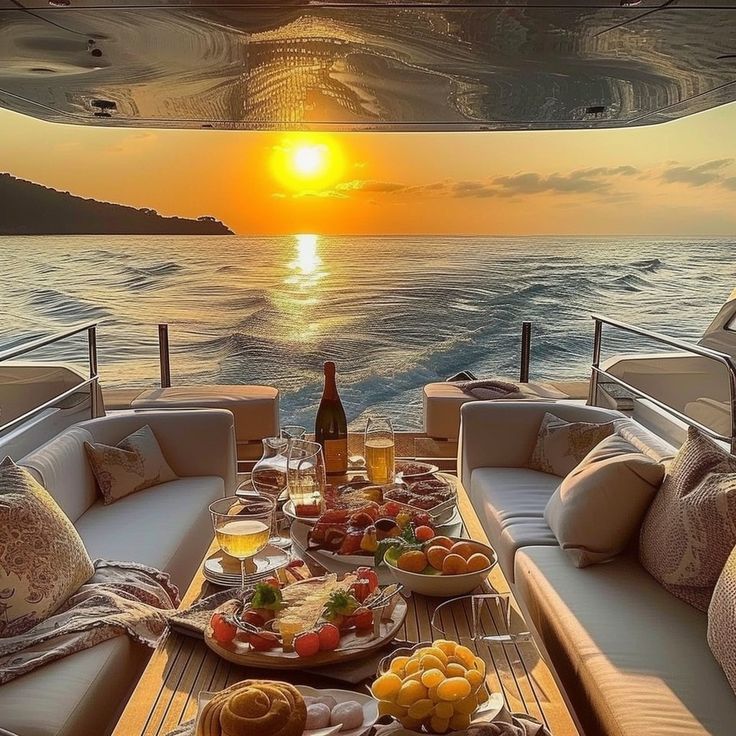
left=2, top=102, right=736, bottom=236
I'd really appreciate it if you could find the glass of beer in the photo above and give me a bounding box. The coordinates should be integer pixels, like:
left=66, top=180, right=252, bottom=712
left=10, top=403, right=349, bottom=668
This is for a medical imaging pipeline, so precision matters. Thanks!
left=287, top=439, right=326, bottom=517
left=365, top=416, right=395, bottom=484
left=209, top=496, right=275, bottom=591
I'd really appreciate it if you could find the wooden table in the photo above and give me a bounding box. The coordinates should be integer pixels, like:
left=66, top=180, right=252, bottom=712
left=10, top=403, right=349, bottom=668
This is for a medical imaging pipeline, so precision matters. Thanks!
left=112, top=480, right=579, bottom=736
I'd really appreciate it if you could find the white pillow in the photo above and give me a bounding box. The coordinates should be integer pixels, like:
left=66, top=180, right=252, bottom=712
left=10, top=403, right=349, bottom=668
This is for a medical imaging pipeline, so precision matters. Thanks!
left=545, top=434, right=664, bottom=567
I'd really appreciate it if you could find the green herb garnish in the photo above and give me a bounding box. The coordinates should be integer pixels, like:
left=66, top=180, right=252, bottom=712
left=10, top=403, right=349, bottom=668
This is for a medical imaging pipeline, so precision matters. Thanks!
left=251, top=582, right=283, bottom=611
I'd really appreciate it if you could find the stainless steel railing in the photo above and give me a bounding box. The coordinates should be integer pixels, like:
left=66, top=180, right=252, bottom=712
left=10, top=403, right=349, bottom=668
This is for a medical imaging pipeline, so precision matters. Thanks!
left=0, top=320, right=101, bottom=434
left=589, top=313, right=736, bottom=452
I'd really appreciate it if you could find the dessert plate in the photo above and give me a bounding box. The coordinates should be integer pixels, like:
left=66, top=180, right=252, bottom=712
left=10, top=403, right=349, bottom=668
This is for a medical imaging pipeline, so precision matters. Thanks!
left=196, top=686, right=379, bottom=736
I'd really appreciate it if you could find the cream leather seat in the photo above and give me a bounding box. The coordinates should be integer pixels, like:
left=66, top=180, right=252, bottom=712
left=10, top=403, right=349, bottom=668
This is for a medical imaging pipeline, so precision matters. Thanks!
left=0, top=408, right=237, bottom=736
left=130, top=385, right=279, bottom=461
left=515, top=546, right=736, bottom=736
left=458, top=401, right=735, bottom=736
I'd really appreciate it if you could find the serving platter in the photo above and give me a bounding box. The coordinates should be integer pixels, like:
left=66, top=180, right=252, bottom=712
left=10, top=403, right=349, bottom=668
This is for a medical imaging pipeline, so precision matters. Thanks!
left=204, top=578, right=408, bottom=670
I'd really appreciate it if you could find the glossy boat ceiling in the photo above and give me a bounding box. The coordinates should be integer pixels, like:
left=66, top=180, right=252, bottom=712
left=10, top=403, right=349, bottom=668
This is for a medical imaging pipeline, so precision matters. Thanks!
left=1, top=1, right=735, bottom=131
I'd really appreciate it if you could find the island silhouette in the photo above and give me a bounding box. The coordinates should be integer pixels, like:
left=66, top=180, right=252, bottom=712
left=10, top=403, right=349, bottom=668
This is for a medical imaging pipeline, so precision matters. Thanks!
left=0, top=173, right=233, bottom=235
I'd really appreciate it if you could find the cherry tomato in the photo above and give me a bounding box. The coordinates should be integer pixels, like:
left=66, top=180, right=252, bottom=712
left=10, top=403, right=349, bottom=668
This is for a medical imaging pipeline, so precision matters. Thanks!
left=210, top=613, right=237, bottom=646
left=415, top=525, right=436, bottom=542
left=294, top=630, right=321, bottom=657
left=350, top=580, right=371, bottom=603
left=382, top=501, right=402, bottom=517
left=317, top=623, right=341, bottom=651
left=358, top=568, right=380, bottom=593
left=247, top=631, right=279, bottom=651
left=241, top=610, right=265, bottom=628
left=352, top=607, right=374, bottom=631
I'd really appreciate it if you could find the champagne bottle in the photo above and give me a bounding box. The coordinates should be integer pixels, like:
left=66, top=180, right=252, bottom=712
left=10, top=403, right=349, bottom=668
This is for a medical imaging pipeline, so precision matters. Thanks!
left=315, top=361, right=348, bottom=476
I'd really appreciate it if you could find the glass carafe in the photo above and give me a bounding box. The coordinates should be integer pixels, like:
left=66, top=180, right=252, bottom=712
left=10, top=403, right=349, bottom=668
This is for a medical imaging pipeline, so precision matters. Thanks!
left=252, top=437, right=289, bottom=498
left=251, top=437, right=290, bottom=548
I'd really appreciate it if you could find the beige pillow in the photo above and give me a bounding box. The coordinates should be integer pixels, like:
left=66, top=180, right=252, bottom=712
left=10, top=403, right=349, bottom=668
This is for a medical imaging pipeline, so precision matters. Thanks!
left=708, top=545, right=736, bottom=694
left=639, top=426, right=736, bottom=610
left=85, top=425, right=177, bottom=505
left=0, top=457, right=94, bottom=637
left=545, top=434, right=665, bottom=567
left=529, top=412, right=616, bottom=476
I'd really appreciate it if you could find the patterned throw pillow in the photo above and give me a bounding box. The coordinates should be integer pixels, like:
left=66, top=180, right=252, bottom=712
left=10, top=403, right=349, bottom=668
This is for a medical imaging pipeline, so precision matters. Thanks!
left=85, top=425, right=177, bottom=505
left=0, top=457, right=94, bottom=637
left=708, top=545, right=736, bottom=694
left=639, top=426, right=736, bottom=611
left=528, top=412, right=616, bottom=477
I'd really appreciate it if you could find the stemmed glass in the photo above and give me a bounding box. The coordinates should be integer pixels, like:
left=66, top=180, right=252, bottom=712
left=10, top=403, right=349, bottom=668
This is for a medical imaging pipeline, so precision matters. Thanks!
left=430, top=594, right=532, bottom=644
left=209, top=496, right=275, bottom=591
left=281, top=425, right=307, bottom=441
left=364, top=416, right=395, bottom=484
left=287, top=439, right=326, bottom=517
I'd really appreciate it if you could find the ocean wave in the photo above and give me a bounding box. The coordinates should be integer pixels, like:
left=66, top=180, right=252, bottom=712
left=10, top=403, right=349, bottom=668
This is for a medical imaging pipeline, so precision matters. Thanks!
left=25, top=288, right=110, bottom=322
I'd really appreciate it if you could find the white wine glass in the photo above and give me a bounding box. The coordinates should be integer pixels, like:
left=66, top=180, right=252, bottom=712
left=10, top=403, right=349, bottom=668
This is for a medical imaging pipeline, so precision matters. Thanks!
left=431, top=594, right=532, bottom=644
left=209, top=496, right=275, bottom=591
left=287, top=439, right=326, bottom=518
left=364, top=416, right=395, bottom=484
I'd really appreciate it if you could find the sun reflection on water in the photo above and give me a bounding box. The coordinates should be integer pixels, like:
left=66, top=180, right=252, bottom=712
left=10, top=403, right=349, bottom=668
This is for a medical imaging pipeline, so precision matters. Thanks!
left=286, top=234, right=325, bottom=288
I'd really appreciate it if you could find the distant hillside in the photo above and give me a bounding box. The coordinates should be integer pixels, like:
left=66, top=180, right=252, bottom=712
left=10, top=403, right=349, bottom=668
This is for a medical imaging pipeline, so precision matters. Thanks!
left=0, top=173, right=233, bottom=235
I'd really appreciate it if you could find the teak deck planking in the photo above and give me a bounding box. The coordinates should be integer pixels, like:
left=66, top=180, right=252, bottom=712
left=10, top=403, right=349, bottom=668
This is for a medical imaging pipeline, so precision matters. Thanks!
left=111, top=477, right=579, bottom=736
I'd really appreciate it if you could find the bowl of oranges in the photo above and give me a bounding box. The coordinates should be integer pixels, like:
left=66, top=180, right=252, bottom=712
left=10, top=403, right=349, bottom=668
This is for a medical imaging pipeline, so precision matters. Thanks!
left=383, top=536, right=496, bottom=597
left=371, top=639, right=497, bottom=734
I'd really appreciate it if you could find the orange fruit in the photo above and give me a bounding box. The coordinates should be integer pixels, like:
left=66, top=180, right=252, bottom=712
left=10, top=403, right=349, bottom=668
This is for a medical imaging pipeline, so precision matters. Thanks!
left=430, top=536, right=454, bottom=551
left=442, top=554, right=468, bottom=575
left=450, top=541, right=475, bottom=560
left=397, top=550, right=428, bottom=573
left=466, top=553, right=491, bottom=572
left=415, top=525, right=436, bottom=542
left=426, top=545, right=450, bottom=571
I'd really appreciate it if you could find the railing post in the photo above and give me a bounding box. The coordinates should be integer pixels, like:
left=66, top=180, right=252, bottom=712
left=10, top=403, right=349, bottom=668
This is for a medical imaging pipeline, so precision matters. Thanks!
left=588, top=318, right=603, bottom=406
left=87, top=325, right=98, bottom=418
left=158, top=323, right=172, bottom=388
left=519, top=321, right=532, bottom=383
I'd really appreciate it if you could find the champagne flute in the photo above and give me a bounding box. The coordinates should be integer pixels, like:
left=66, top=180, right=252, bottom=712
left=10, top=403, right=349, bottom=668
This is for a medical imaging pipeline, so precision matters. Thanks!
left=287, top=439, right=326, bottom=518
left=365, top=416, right=395, bottom=484
left=209, top=496, right=275, bottom=591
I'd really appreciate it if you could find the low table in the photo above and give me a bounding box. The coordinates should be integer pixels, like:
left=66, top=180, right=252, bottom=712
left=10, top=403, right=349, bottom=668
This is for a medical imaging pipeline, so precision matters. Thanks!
left=112, top=478, right=579, bottom=736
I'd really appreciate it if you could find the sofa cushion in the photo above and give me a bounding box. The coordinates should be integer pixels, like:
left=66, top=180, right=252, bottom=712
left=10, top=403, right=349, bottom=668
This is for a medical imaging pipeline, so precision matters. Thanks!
left=545, top=434, right=664, bottom=567
left=469, top=467, right=559, bottom=581
left=0, top=458, right=94, bottom=637
left=640, top=426, right=736, bottom=610
left=529, top=412, right=616, bottom=476
left=0, top=634, right=148, bottom=736
left=515, top=545, right=736, bottom=736
left=19, top=426, right=97, bottom=523
left=84, top=424, right=177, bottom=505
left=708, top=545, right=736, bottom=694
left=74, top=476, right=223, bottom=590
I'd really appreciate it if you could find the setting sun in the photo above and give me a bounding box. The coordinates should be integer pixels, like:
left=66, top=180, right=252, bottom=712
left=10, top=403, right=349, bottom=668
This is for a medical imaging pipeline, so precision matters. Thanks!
left=270, top=135, right=344, bottom=193
left=292, top=145, right=326, bottom=178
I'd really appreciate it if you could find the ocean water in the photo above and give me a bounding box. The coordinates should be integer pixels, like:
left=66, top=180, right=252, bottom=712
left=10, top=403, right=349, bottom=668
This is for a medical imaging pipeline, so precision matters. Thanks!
left=1, top=235, right=733, bottom=429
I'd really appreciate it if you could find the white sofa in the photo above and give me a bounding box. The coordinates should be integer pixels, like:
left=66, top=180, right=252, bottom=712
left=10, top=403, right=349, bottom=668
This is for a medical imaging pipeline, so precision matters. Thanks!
left=0, top=409, right=237, bottom=736
left=459, top=400, right=736, bottom=736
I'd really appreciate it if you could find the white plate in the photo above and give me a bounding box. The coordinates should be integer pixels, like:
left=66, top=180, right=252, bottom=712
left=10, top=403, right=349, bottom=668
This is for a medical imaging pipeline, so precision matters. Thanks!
left=202, top=544, right=289, bottom=586
left=195, top=685, right=379, bottom=736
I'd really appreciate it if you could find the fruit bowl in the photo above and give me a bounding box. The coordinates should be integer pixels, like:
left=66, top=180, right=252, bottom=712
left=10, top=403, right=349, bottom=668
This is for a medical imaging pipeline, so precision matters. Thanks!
left=384, top=538, right=496, bottom=597
left=372, top=640, right=501, bottom=734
